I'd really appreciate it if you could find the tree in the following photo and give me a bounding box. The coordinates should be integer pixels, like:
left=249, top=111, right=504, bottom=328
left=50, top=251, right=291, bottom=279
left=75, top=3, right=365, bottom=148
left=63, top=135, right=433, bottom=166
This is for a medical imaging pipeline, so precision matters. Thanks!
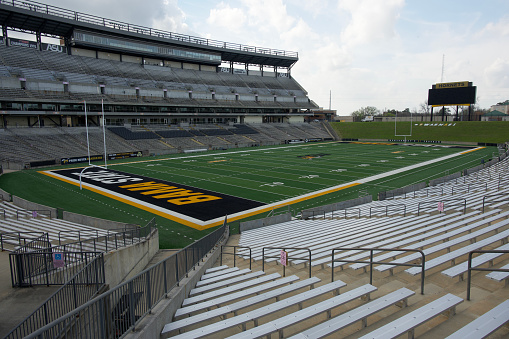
left=419, top=100, right=430, bottom=114
left=350, top=106, right=380, bottom=121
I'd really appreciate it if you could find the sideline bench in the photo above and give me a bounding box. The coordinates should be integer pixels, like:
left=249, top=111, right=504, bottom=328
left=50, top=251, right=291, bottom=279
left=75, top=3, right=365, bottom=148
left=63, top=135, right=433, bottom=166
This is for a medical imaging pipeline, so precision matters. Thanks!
left=163, top=279, right=346, bottom=338
left=288, top=288, right=415, bottom=339
left=225, top=284, right=379, bottom=339
left=358, top=293, right=463, bottom=339
left=445, top=300, right=509, bottom=339
left=165, top=277, right=321, bottom=334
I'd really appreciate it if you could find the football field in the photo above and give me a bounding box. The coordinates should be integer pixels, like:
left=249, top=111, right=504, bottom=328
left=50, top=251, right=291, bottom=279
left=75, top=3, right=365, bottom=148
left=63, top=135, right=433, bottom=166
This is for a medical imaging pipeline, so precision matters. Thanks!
left=40, top=141, right=493, bottom=233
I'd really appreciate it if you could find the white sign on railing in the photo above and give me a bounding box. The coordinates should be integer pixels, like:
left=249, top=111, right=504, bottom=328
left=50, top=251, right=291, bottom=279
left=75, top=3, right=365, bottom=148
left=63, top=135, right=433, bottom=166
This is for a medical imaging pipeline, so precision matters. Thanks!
left=437, top=202, right=445, bottom=212
left=280, top=250, right=288, bottom=267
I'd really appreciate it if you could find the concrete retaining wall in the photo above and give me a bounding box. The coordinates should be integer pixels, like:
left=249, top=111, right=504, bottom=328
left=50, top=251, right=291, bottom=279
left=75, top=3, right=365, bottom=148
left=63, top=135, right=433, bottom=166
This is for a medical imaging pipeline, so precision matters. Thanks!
left=123, top=231, right=229, bottom=339
left=465, top=164, right=484, bottom=176
left=63, top=211, right=138, bottom=231
left=240, top=213, right=292, bottom=232
left=301, top=196, right=372, bottom=219
left=103, top=228, right=159, bottom=288
left=11, top=195, right=58, bottom=218
left=0, top=187, right=11, bottom=201
left=378, top=182, right=426, bottom=200
left=429, top=172, right=462, bottom=186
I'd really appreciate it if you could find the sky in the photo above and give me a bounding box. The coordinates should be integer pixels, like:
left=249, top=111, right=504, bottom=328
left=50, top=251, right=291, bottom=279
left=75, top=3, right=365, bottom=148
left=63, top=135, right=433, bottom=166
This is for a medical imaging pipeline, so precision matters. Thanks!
left=11, top=0, right=509, bottom=115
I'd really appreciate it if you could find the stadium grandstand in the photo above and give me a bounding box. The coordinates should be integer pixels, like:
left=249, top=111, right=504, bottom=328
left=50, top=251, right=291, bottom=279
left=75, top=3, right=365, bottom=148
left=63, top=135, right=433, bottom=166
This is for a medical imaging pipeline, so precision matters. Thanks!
left=1, top=1, right=509, bottom=339
left=0, top=0, right=333, bottom=170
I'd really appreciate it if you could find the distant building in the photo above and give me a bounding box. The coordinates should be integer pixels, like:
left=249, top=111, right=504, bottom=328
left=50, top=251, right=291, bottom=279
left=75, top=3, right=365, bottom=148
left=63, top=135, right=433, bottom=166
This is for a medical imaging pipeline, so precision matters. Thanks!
left=490, top=100, right=509, bottom=114
left=305, top=108, right=337, bottom=122
left=481, top=110, right=509, bottom=121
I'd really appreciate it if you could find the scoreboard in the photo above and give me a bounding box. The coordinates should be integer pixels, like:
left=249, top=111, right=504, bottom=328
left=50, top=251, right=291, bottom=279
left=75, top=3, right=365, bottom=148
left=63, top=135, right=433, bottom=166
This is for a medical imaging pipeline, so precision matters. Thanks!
left=428, top=81, right=476, bottom=106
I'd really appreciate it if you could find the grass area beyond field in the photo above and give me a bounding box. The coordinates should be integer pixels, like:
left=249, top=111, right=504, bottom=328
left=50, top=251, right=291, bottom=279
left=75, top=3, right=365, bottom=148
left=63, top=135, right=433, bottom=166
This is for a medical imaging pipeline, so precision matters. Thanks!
left=332, top=121, right=509, bottom=144
left=0, top=141, right=498, bottom=249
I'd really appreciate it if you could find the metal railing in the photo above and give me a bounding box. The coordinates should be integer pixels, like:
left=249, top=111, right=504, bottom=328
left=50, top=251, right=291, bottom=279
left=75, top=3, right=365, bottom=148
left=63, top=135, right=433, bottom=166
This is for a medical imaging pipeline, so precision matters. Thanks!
left=482, top=194, right=509, bottom=213
left=332, top=208, right=361, bottom=219
left=369, top=204, right=406, bottom=218
left=20, top=221, right=228, bottom=339
left=15, top=209, right=52, bottom=219
left=9, top=222, right=154, bottom=287
left=0, top=231, right=45, bottom=251
left=466, top=250, right=509, bottom=301
left=5, top=253, right=105, bottom=339
left=262, top=247, right=312, bottom=278
left=331, top=247, right=425, bottom=295
left=221, top=245, right=251, bottom=270
left=0, top=0, right=298, bottom=58
left=417, top=199, right=467, bottom=216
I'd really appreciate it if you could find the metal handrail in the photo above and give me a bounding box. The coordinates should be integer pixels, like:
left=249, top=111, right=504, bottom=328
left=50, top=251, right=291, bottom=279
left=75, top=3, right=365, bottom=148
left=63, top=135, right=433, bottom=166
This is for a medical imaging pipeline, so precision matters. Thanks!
left=482, top=194, right=509, bottom=213
left=15, top=209, right=52, bottom=219
left=221, top=245, right=251, bottom=270
left=466, top=249, right=509, bottom=300
left=19, top=220, right=228, bottom=339
left=262, top=247, right=311, bottom=278
left=0, top=0, right=298, bottom=58
left=333, top=208, right=360, bottom=219
left=331, top=247, right=425, bottom=295
left=369, top=204, right=406, bottom=218
left=57, top=229, right=99, bottom=245
left=0, top=231, right=45, bottom=251
left=417, top=199, right=467, bottom=216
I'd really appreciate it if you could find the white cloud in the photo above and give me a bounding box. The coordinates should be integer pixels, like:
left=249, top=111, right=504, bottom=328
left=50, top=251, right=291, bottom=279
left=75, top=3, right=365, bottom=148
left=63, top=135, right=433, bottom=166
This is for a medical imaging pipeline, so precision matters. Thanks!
left=484, top=58, right=509, bottom=87
left=207, top=2, right=247, bottom=30
left=339, top=0, right=405, bottom=47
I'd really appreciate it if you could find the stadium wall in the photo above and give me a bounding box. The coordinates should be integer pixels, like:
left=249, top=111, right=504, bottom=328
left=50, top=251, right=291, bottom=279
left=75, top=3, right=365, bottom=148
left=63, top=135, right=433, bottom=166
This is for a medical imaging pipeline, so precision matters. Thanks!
left=63, top=211, right=139, bottom=231
left=239, top=213, right=292, bottom=232
left=378, top=182, right=427, bottom=200
left=122, top=231, right=228, bottom=339
left=11, top=195, right=58, bottom=218
left=103, top=228, right=159, bottom=288
left=301, top=196, right=372, bottom=219
left=429, top=173, right=462, bottom=186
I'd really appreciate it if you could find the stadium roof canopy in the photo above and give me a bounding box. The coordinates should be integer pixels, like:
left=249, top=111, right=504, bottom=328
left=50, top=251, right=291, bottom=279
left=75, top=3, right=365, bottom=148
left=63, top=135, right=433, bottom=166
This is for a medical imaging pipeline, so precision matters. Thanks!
left=0, top=0, right=298, bottom=68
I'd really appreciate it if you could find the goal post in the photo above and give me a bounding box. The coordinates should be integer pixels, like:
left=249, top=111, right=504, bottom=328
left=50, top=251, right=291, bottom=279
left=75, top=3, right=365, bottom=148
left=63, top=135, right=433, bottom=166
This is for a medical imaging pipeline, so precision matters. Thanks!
left=394, top=112, right=412, bottom=144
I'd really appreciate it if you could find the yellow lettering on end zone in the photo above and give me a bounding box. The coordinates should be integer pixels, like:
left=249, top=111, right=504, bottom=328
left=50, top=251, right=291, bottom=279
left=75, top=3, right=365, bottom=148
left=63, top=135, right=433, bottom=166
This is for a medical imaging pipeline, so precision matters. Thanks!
left=140, top=188, right=183, bottom=195
left=153, top=190, right=203, bottom=199
left=168, top=195, right=222, bottom=205
left=119, top=181, right=171, bottom=191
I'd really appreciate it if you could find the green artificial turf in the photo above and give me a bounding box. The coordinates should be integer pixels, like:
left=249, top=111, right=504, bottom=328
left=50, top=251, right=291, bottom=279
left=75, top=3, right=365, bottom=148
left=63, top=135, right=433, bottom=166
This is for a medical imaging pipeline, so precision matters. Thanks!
left=0, top=141, right=498, bottom=248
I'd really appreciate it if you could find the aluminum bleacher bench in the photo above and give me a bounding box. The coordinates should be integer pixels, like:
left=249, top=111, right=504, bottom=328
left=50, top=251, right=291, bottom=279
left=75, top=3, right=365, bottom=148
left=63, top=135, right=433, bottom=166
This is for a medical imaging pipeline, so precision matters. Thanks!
left=288, top=288, right=415, bottom=339
left=162, top=279, right=346, bottom=338
left=406, top=228, right=509, bottom=276
left=358, top=293, right=463, bottom=339
left=225, top=284, right=379, bottom=339
left=445, top=300, right=509, bottom=339
left=349, top=209, right=503, bottom=272
left=194, top=268, right=250, bottom=287
left=203, top=265, right=229, bottom=274
left=189, top=271, right=266, bottom=296
left=441, top=243, right=509, bottom=280
left=175, top=274, right=299, bottom=318
left=200, top=266, right=240, bottom=280
left=183, top=272, right=277, bottom=306
left=164, top=277, right=321, bottom=335
left=376, top=216, right=509, bottom=274
left=486, top=263, right=509, bottom=285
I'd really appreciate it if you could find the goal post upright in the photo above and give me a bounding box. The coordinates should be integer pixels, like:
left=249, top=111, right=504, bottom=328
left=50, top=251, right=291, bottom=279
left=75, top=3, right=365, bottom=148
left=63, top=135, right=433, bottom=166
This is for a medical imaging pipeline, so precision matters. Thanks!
left=394, top=112, right=412, bottom=144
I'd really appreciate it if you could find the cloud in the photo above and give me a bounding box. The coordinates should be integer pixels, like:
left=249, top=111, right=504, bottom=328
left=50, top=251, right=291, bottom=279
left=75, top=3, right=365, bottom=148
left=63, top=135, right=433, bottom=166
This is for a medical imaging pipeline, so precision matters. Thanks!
left=339, top=0, right=405, bottom=46
left=207, top=2, right=247, bottom=30
left=484, top=58, right=509, bottom=87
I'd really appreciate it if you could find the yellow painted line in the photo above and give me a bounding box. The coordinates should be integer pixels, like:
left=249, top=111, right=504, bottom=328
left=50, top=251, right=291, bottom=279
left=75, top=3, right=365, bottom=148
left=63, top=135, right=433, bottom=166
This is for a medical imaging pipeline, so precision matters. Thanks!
left=460, top=147, right=485, bottom=155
